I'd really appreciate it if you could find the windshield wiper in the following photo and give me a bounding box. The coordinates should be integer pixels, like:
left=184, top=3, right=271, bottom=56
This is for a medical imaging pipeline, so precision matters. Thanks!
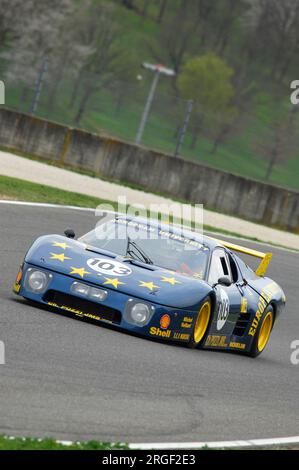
left=126, top=236, right=154, bottom=265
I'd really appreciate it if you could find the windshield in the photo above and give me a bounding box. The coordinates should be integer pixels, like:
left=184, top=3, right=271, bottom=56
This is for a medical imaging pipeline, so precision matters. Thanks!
left=80, top=217, right=210, bottom=280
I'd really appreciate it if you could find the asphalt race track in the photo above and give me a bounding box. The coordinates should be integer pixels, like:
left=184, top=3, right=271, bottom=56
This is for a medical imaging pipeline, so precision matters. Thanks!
left=0, top=202, right=298, bottom=443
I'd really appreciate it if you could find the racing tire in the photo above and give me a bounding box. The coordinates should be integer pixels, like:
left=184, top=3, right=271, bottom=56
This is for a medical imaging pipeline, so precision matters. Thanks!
left=248, top=305, right=274, bottom=358
left=188, top=296, right=212, bottom=349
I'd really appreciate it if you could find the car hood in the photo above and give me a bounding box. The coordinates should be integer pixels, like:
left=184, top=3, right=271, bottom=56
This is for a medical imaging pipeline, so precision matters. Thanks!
left=25, top=235, right=212, bottom=310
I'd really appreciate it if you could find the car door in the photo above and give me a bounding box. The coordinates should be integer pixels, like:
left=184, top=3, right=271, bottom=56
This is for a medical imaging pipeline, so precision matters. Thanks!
left=207, top=248, right=242, bottom=338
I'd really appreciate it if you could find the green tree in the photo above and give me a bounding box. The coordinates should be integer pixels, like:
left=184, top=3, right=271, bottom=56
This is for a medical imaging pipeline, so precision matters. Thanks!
left=178, top=53, right=234, bottom=149
left=255, top=106, right=299, bottom=181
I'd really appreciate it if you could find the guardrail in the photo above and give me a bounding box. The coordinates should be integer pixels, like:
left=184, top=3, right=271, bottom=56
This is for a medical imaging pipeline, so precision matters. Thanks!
left=0, top=108, right=298, bottom=233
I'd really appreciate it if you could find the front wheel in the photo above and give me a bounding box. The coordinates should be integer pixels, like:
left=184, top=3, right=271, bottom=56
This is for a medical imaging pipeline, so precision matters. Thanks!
left=188, top=297, right=212, bottom=349
left=248, top=305, right=274, bottom=358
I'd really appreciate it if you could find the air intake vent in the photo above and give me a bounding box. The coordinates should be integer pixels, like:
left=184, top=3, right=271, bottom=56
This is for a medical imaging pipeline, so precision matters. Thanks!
left=232, top=312, right=251, bottom=337
left=43, top=290, right=121, bottom=324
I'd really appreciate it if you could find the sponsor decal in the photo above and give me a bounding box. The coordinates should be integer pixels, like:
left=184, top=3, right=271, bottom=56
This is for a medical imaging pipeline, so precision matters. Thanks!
left=183, top=316, right=193, bottom=322
left=87, top=258, right=132, bottom=276
left=205, top=335, right=228, bottom=348
left=248, top=286, right=272, bottom=337
left=173, top=332, right=190, bottom=341
left=115, top=218, right=204, bottom=248
left=47, top=301, right=108, bottom=323
left=241, top=298, right=248, bottom=313
left=13, top=283, right=21, bottom=293
left=149, top=327, right=171, bottom=338
left=216, top=288, right=230, bottom=331
left=160, top=314, right=171, bottom=329
left=229, top=341, right=246, bottom=350
left=181, top=316, right=193, bottom=328
left=13, top=268, right=22, bottom=293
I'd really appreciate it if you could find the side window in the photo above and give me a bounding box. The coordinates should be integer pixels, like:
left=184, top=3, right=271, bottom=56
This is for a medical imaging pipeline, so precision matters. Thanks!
left=227, top=252, right=240, bottom=283
left=208, top=249, right=232, bottom=285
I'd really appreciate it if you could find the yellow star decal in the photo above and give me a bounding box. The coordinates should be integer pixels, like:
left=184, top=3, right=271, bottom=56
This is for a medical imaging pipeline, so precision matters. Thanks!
left=103, top=277, right=125, bottom=289
left=139, top=281, right=159, bottom=291
left=50, top=252, right=71, bottom=262
left=52, top=242, right=71, bottom=250
left=163, top=269, right=176, bottom=275
left=161, top=276, right=181, bottom=285
left=193, top=272, right=203, bottom=279
left=69, top=266, right=91, bottom=278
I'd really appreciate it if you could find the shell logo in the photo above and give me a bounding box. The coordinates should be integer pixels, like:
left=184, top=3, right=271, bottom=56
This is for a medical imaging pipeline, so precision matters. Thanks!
left=160, top=314, right=171, bottom=330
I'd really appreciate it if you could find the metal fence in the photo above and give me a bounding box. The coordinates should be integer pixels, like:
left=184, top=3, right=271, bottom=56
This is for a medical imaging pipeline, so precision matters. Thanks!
left=1, top=58, right=299, bottom=192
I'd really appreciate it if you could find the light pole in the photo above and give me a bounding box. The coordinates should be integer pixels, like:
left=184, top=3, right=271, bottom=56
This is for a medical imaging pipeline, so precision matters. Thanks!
left=135, top=62, right=175, bottom=145
left=174, top=99, right=194, bottom=158
left=29, top=57, right=48, bottom=115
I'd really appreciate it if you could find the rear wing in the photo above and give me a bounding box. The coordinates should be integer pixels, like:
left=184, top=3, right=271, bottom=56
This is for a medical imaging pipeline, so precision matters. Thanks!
left=210, top=237, right=272, bottom=277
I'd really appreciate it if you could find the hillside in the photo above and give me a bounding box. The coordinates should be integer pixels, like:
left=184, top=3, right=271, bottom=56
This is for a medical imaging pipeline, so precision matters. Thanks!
left=1, top=0, right=299, bottom=190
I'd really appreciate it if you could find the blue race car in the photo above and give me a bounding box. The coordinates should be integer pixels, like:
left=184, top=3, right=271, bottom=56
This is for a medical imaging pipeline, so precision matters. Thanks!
left=13, top=213, right=286, bottom=357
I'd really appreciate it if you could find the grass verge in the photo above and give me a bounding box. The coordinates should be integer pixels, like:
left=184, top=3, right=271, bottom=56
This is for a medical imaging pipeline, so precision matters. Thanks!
left=0, top=435, right=128, bottom=450
left=0, top=174, right=297, bottom=252
left=0, top=435, right=297, bottom=450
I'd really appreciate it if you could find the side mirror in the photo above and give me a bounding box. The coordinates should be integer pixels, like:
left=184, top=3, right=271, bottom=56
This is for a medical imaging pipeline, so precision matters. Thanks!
left=217, top=276, right=232, bottom=287
left=64, top=228, right=75, bottom=239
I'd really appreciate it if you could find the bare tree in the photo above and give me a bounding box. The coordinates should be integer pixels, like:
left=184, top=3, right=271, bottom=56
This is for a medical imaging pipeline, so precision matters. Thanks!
left=157, top=0, right=168, bottom=23
left=255, top=107, right=299, bottom=180
left=1, top=0, right=73, bottom=90
left=149, top=4, right=202, bottom=75
left=70, top=2, right=126, bottom=125
left=244, top=0, right=299, bottom=81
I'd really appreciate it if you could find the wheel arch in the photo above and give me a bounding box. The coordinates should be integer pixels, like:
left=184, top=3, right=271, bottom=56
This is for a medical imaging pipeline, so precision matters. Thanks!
left=269, top=300, right=277, bottom=324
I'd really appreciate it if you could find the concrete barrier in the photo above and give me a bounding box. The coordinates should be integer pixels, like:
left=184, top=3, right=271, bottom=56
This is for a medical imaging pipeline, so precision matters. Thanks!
left=0, top=107, right=298, bottom=233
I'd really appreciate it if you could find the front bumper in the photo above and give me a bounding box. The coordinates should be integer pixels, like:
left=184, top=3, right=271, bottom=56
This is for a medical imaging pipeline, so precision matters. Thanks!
left=14, top=262, right=197, bottom=343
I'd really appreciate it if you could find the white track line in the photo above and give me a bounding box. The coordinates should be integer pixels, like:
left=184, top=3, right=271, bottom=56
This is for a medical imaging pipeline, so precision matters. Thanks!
left=128, top=435, right=299, bottom=449
left=0, top=199, right=297, bottom=253
left=0, top=199, right=95, bottom=212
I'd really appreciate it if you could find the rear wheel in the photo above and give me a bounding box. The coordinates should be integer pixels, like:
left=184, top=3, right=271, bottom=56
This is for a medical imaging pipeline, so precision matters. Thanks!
left=248, top=305, right=274, bottom=358
left=189, top=297, right=212, bottom=349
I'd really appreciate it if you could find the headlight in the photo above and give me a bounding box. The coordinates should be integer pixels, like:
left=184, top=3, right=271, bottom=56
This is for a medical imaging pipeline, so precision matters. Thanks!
left=89, top=287, right=107, bottom=301
left=71, top=282, right=107, bottom=301
left=25, top=269, right=52, bottom=293
left=71, top=282, right=89, bottom=296
left=124, top=300, right=154, bottom=327
left=131, top=303, right=150, bottom=324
